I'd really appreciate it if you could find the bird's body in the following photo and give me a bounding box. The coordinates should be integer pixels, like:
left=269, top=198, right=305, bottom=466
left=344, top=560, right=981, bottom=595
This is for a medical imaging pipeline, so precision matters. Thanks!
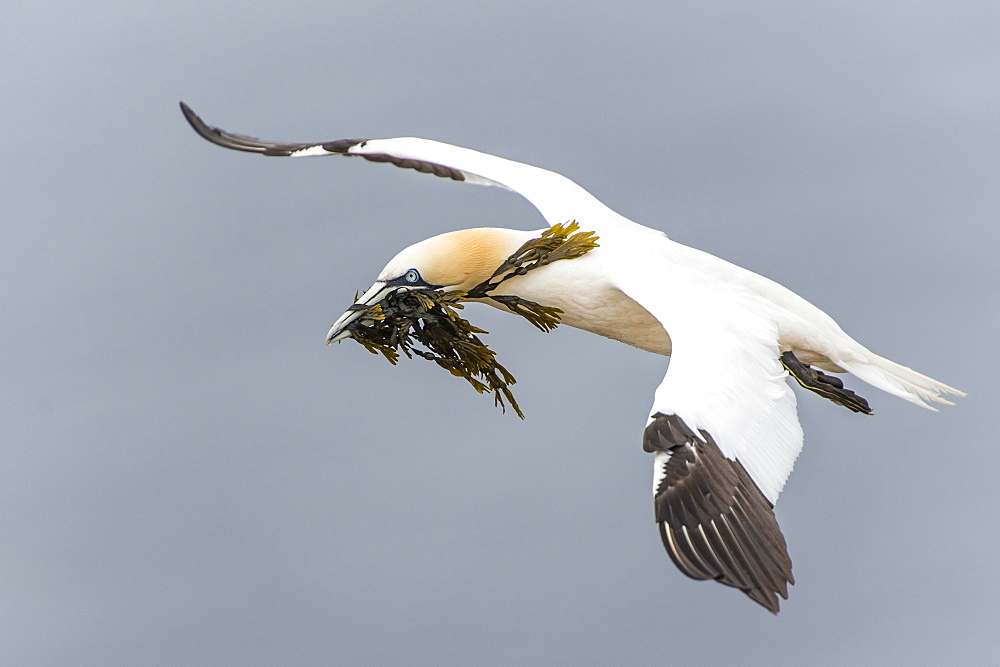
left=181, top=103, right=964, bottom=613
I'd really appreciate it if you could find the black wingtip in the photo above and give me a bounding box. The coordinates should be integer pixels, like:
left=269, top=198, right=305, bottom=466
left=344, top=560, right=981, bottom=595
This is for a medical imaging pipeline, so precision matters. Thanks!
left=648, top=413, right=794, bottom=615
left=177, top=102, right=339, bottom=156
left=178, top=101, right=245, bottom=151
left=178, top=101, right=203, bottom=133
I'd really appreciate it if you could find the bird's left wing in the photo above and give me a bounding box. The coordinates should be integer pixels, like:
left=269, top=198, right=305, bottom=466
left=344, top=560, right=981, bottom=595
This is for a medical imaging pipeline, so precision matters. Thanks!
left=179, top=102, right=625, bottom=228
left=617, top=272, right=803, bottom=613
left=180, top=102, right=475, bottom=182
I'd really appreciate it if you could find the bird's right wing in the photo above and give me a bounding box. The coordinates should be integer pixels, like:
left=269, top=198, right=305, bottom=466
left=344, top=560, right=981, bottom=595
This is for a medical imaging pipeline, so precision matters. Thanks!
left=616, top=271, right=802, bottom=613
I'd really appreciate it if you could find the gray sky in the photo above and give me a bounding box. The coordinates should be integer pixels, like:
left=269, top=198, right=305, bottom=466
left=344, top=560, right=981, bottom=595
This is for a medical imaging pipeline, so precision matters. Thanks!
left=3, top=2, right=998, bottom=664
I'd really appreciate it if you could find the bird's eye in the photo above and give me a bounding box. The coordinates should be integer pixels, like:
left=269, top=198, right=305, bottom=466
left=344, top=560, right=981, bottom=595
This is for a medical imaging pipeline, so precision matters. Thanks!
left=404, top=269, right=421, bottom=284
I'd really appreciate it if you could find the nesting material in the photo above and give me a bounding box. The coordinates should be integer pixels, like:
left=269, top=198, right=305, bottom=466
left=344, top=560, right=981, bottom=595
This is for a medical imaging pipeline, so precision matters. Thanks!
left=343, top=222, right=599, bottom=417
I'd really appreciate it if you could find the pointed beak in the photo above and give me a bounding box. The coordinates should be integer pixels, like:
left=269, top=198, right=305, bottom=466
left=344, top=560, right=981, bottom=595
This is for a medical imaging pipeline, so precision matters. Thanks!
left=325, top=281, right=395, bottom=344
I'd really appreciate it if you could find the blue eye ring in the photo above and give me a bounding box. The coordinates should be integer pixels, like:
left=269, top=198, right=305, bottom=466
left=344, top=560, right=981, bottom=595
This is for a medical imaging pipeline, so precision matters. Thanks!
left=404, top=269, right=421, bottom=284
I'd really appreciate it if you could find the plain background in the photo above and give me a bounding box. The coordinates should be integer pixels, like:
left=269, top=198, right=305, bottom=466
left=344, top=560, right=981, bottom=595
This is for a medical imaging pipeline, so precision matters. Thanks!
left=3, top=2, right=997, bottom=664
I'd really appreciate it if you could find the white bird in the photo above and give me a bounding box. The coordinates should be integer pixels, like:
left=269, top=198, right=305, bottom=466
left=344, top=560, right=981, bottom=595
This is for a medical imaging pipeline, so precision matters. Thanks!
left=180, top=102, right=964, bottom=613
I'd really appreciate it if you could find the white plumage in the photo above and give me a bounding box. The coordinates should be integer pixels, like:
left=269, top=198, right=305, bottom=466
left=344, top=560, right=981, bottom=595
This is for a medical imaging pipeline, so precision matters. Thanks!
left=181, top=102, right=964, bottom=613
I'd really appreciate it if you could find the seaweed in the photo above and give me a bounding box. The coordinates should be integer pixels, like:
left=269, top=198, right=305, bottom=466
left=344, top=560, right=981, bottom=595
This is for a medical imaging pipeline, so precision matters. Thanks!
left=342, top=221, right=600, bottom=418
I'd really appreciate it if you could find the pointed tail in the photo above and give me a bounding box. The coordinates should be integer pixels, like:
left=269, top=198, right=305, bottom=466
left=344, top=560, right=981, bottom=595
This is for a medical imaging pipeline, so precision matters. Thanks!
left=838, top=354, right=966, bottom=411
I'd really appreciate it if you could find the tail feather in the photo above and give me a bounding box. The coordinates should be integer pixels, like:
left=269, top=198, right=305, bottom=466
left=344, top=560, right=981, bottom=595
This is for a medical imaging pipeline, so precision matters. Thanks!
left=837, top=355, right=965, bottom=411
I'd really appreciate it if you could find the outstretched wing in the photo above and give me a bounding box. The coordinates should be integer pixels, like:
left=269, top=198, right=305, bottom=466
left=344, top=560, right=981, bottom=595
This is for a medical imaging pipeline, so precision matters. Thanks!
left=179, top=102, right=625, bottom=229
left=617, top=266, right=803, bottom=613
left=180, top=102, right=469, bottom=181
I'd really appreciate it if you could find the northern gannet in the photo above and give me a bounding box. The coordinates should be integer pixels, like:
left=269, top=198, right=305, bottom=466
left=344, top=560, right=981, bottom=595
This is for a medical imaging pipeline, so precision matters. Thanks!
left=180, top=102, right=965, bottom=613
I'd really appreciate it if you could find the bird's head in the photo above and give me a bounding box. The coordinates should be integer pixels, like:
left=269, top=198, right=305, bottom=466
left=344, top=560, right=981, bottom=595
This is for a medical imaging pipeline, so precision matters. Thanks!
left=325, top=227, right=529, bottom=343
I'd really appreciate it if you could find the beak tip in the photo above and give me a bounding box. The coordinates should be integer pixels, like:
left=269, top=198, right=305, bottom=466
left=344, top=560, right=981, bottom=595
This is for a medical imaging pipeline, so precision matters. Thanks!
left=326, top=329, right=352, bottom=345
left=326, top=280, right=390, bottom=347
